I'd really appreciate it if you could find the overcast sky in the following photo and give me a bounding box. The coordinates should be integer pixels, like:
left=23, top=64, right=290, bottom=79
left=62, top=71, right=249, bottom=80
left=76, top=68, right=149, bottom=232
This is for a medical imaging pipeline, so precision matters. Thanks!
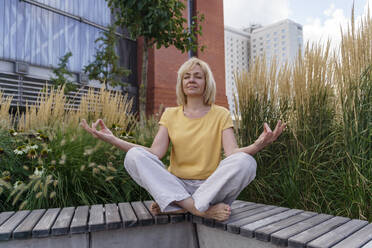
left=223, top=0, right=372, bottom=47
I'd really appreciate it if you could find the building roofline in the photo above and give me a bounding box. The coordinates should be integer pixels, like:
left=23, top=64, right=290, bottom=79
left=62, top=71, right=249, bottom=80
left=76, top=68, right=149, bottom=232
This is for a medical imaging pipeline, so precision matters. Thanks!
left=252, top=19, right=302, bottom=33
left=224, top=25, right=251, bottom=38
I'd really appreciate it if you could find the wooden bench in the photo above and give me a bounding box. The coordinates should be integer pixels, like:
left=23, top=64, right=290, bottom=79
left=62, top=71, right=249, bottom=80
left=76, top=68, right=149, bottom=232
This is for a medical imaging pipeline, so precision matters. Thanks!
left=0, top=200, right=371, bottom=248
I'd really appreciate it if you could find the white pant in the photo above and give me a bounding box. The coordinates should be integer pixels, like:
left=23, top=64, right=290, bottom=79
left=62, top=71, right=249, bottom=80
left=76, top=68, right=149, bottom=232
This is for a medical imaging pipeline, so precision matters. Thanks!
left=124, top=147, right=257, bottom=212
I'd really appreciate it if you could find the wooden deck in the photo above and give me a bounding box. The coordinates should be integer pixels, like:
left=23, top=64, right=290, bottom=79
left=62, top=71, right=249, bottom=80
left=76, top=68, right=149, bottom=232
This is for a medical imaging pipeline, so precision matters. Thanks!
left=0, top=200, right=371, bottom=248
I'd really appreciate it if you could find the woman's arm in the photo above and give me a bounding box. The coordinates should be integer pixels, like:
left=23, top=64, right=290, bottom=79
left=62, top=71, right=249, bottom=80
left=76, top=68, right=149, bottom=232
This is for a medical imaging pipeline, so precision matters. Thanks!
left=80, top=119, right=170, bottom=159
left=222, top=121, right=286, bottom=157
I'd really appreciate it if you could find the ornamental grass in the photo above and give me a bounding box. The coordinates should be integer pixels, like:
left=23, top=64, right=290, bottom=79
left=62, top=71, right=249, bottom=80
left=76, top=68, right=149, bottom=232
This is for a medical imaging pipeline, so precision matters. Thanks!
left=0, top=86, right=152, bottom=211
left=235, top=11, right=371, bottom=221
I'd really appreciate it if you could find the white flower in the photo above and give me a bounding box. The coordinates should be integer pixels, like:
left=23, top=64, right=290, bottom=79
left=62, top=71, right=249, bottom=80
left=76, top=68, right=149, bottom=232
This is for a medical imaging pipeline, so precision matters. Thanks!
left=29, top=144, right=38, bottom=150
left=33, top=167, right=44, bottom=177
left=83, top=148, right=94, bottom=156
left=14, top=149, right=24, bottom=155
left=13, top=181, right=23, bottom=189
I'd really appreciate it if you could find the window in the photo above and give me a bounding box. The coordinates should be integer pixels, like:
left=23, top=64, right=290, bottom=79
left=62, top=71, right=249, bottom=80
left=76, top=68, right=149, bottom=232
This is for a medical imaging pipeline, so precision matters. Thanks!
left=259, top=37, right=263, bottom=40
left=282, top=35, right=285, bottom=39
left=282, top=47, right=286, bottom=51
left=253, top=39, right=256, bottom=42
left=274, top=31, right=277, bottom=35
left=281, top=29, right=285, bottom=33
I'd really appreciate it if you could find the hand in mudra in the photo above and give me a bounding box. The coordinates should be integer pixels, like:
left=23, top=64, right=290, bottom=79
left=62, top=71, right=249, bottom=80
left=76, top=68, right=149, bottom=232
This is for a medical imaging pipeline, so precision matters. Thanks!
left=254, top=120, right=286, bottom=149
left=80, top=119, right=115, bottom=143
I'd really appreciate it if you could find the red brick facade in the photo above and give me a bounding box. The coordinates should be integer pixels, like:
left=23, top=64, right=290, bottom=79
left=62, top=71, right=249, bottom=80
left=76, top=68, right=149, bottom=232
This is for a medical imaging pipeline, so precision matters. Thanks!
left=137, top=0, right=226, bottom=115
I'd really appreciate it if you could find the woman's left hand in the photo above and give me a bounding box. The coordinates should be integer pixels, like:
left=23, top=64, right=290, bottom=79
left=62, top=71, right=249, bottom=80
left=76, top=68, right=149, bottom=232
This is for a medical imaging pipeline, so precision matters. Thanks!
left=254, top=120, right=286, bottom=149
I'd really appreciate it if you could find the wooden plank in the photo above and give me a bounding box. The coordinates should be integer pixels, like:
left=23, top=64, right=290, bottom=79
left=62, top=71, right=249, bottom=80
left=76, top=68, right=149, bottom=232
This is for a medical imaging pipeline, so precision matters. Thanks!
left=185, top=213, right=192, bottom=222
left=231, top=201, right=254, bottom=210
left=231, top=200, right=246, bottom=206
left=227, top=206, right=288, bottom=234
left=203, top=201, right=258, bottom=227
left=51, top=207, right=75, bottom=236
left=169, top=213, right=185, bottom=224
left=143, top=200, right=169, bottom=225
left=240, top=209, right=303, bottom=238
left=192, top=214, right=204, bottom=224
left=231, top=203, right=265, bottom=215
left=105, top=203, right=122, bottom=229
left=13, top=209, right=46, bottom=239
left=270, top=213, right=333, bottom=247
left=307, top=219, right=368, bottom=248
left=88, top=204, right=105, bottom=232
left=201, top=201, right=257, bottom=226
left=255, top=211, right=318, bottom=241
left=70, top=205, right=89, bottom=234
left=0, top=212, right=15, bottom=226
left=214, top=203, right=266, bottom=230
left=203, top=217, right=215, bottom=227
left=362, top=240, right=372, bottom=248
left=131, top=201, right=153, bottom=226
left=332, top=223, right=372, bottom=248
left=118, top=202, right=138, bottom=228
left=287, top=216, right=350, bottom=248
left=32, top=208, right=60, bottom=238
left=0, top=210, right=30, bottom=240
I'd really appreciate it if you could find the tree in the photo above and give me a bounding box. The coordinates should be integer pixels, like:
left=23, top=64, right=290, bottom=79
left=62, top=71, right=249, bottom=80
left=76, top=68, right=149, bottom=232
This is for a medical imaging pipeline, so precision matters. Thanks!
left=84, top=25, right=131, bottom=90
left=50, top=52, right=76, bottom=94
left=106, top=0, right=204, bottom=118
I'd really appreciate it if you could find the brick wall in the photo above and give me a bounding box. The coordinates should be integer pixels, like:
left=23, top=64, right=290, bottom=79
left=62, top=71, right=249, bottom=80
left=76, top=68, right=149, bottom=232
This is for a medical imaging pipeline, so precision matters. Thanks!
left=137, top=0, right=227, bottom=115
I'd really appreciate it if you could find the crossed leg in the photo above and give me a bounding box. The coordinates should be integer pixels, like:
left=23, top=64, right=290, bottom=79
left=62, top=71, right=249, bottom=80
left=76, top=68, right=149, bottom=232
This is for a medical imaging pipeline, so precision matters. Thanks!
left=150, top=199, right=231, bottom=222
left=149, top=202, right=187, bottom=215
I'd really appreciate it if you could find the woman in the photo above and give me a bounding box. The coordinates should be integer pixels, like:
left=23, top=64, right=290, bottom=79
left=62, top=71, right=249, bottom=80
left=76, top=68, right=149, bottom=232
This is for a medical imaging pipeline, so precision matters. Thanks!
left=80, top=57, right=285, bottom=221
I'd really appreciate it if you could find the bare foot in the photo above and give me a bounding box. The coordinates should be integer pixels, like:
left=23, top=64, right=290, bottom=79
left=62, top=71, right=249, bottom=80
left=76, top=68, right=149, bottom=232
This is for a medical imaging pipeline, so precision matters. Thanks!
left=150, top=202, right=187, bottom=215
left=204, top=203, right=231, bottom=222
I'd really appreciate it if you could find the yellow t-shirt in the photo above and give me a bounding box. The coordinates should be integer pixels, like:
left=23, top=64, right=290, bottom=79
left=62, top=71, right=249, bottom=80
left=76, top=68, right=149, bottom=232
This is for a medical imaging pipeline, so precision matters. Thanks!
left=159, top=104, right=234, bottom=179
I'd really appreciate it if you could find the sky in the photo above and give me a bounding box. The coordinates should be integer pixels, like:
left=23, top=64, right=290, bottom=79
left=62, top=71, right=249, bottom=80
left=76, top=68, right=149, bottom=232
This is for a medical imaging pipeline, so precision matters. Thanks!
left=223, top=0, right=372, bottom=47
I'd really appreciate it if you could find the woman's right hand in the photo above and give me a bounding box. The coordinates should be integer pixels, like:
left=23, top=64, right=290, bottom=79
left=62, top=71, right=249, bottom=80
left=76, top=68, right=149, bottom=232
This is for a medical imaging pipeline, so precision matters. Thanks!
left=80, top=119, right=116, bottom=144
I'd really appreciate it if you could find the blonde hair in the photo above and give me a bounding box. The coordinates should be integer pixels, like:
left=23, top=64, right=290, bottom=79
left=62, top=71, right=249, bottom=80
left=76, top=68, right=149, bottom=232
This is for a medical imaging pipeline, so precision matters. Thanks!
left=176, top=57, right=216, bottom=105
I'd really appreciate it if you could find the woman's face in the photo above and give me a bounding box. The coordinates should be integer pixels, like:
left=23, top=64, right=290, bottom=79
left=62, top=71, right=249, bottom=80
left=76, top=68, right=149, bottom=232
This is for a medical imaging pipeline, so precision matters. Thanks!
left=182, top=65, right=206, bottom=99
